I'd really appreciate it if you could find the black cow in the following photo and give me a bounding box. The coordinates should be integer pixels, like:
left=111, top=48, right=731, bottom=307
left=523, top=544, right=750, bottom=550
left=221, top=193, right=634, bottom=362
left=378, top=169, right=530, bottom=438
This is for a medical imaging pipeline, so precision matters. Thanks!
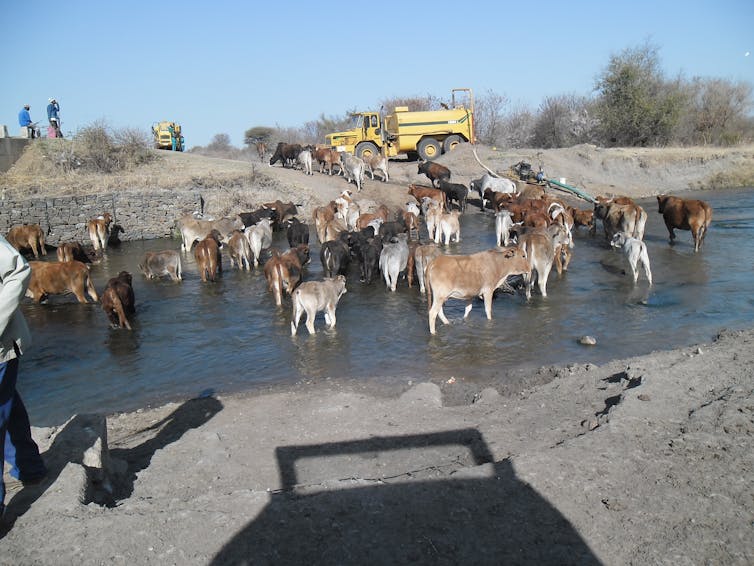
left=285, top=217, right=310, bottom=247
left=320, top=235, right=351, bottom=278
left=350, top=231, right=383, bottom=284
left=239, top=207, right=276, bottom=228
left=269, top=142, right=303, bottom=168
left=378, top=220, right=408, bottom=243
left=417, top=160, right=451, bottom=187
left=438, top=179, right=469, bottom=213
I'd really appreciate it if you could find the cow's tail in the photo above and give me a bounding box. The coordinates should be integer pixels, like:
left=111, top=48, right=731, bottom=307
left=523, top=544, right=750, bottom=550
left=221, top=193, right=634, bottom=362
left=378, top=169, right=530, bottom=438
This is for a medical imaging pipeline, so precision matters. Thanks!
left=639, top=242, right=652, bottom=283
left=290, top=289, right=301, bottom=336
left=323, top=246, right=333, bottom=277
left=109, top=290, right=132, bottom=330
left=38, top=227, right=47, bottom=256
left=522, top=240, right=536, bottom=297
left=277, top=262, right=288, bottom=293
left=425, top=263, right=434, bottom=306
left=86, top=271, right=99, bottom=302
left=633, top=207, right=648, bottom=240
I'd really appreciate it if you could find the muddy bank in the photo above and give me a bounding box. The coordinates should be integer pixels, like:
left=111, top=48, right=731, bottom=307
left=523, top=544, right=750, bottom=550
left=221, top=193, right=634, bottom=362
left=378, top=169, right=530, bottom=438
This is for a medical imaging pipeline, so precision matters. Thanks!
left=2, top=328, right=753, bottom=564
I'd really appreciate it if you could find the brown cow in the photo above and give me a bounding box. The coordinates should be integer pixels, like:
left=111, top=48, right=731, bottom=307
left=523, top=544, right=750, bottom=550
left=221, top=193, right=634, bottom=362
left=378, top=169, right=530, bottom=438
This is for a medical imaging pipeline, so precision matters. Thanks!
left=87, top=213, right=113, bottom=254
left=269, top=142, right=303, bottom=168
left=101, top=271, right=135, bottom=329
left=425, top=247, right=531, bottom=335
left=263, top=244, right=310, bottom=306
left=227, top=230, right=253, bottom=271
left=194, top=229, right=223, bottom=282
left=311, top=146, right=341, bottom=176
left=27, top=260, right=99, bottom=303
left=262, top=200, right=299, bottom=230
left=408, top=184, right=446, bottom=210
left=568, top=206, right=595, bottom=233
left=256, top=141, right=268, bottom=162
left=517, top=224, right=572, bottom=299
left=656, top=195, right=713, bottom=252
left=593, top=199, right=647, bottom=241
left=355, top=204, right=390, bottom=231
left=417, top=160, right=451, bottom=187
left=56, top=241, right=91, bottom=263
left=6, top=224, right=46, bottom=258
left=312, top=201, right=338, bottom=243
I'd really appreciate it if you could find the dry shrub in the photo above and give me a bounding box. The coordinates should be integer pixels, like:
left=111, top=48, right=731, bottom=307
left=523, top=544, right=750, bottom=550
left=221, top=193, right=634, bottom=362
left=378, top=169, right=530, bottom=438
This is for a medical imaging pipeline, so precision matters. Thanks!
left=72, top=121, right=154, bottom=173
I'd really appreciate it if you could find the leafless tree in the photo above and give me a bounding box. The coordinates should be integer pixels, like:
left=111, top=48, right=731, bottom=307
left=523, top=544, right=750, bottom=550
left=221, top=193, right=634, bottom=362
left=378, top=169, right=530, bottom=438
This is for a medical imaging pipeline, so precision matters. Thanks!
left=474, top=89, right=509, bottom=145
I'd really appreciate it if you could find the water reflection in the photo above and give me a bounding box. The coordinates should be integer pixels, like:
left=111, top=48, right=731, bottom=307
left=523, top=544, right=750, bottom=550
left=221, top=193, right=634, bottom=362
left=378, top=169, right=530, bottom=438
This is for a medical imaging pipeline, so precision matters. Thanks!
left=18, top=188, right=754, bottom=425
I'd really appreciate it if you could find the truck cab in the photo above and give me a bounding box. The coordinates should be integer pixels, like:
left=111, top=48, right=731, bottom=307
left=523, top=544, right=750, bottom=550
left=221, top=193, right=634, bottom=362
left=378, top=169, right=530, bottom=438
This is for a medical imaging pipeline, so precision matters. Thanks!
left=326, top=112, right=386, bottom=160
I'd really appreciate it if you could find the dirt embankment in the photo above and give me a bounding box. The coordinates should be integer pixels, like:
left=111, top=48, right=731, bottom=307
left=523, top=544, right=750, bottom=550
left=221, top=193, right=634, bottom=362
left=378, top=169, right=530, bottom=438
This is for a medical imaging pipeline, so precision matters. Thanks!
left=3, top=142, right=754, bottom=219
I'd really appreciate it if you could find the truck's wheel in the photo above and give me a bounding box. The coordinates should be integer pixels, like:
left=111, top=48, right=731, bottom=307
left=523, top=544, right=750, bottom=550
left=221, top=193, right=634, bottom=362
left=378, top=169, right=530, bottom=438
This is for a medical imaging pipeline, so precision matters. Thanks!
left=443, top=135, right=464, bottom=153
left=417, top=138, right=441, bottom=161
left=356, top=142, right=380, bottom=160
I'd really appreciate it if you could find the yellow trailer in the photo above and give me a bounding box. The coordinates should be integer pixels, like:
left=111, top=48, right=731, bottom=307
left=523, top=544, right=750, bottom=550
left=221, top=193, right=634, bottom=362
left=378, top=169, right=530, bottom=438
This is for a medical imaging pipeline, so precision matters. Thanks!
left=326, top=88, right=474, bottom=161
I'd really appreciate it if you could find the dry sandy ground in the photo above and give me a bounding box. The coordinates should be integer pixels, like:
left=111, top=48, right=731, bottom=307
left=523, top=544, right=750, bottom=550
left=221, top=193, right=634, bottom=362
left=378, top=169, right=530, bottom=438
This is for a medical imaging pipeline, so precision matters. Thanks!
left=2, top=143, right=753, bottom=564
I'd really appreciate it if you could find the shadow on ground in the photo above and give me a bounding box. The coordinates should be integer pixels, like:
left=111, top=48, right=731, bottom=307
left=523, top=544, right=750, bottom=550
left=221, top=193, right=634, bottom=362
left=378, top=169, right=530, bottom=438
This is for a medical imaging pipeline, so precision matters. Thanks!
left=109, top=395, right=223, bottom=501
left=211, top=428, right=599, bottom=565
left=2, top=395, right=223, bottom=537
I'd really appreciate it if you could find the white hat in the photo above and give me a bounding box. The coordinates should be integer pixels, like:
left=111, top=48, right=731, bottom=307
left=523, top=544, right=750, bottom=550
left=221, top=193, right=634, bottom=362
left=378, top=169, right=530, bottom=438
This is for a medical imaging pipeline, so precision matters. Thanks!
left=48, top=97, right=55, bottom=103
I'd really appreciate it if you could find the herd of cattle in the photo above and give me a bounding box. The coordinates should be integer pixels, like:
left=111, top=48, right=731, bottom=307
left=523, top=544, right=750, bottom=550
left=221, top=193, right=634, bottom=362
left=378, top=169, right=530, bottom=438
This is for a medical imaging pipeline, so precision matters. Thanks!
left=4, top=158, right=713, bottom=336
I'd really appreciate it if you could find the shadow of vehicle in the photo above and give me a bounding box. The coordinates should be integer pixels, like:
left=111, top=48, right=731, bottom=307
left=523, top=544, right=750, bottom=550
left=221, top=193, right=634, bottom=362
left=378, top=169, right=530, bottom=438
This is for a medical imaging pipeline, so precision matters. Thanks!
left=211, top=428, right=599, bottom=565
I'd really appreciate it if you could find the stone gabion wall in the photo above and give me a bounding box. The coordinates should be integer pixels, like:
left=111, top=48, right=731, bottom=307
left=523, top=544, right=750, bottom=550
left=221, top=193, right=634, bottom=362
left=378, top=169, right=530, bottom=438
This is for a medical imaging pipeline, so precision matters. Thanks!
left=0, top=189, right=209, bottom=246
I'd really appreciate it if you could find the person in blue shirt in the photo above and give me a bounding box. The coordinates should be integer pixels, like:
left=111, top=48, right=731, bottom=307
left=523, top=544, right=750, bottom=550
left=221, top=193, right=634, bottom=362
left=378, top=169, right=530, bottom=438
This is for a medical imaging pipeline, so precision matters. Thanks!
left=17, top=105, right=36, bottom=139
left=46, top=98, right=61, bottom=138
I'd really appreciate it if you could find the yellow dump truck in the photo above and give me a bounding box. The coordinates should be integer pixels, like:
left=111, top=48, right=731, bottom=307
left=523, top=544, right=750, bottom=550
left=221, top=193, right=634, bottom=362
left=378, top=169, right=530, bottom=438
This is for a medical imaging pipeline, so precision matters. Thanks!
left=151, top=121, right=184, bottom=151
left=325, top=88, right=474, bottom=161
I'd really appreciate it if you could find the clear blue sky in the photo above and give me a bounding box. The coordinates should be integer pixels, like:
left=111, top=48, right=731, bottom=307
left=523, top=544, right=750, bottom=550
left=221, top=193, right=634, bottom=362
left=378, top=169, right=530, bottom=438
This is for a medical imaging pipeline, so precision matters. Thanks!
left=2, top=0, right=752, bottom=149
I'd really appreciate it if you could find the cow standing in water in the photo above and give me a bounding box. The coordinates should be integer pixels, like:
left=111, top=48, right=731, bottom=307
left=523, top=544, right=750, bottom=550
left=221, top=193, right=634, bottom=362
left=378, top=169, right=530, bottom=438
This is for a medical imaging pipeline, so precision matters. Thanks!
left=101, top=271, right=136, bottom=329
left=656, top=195, right=713, bottom=252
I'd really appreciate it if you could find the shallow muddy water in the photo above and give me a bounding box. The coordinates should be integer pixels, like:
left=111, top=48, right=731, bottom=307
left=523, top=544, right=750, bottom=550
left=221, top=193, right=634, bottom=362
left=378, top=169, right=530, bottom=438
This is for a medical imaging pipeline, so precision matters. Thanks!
left=18, top=188, right=754, bottom=426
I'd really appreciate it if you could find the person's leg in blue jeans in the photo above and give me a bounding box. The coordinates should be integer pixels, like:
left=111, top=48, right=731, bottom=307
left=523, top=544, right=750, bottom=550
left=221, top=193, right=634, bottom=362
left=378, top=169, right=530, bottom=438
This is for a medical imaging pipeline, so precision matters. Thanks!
left=4, top=393, right=46, bottom=483
left=0, top=357, right=19, bottom=514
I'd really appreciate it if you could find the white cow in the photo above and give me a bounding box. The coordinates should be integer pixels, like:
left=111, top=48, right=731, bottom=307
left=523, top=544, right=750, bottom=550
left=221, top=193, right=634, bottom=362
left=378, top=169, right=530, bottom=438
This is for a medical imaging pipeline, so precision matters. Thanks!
left=435, top=210, right=461, bottom=245
left=495, top=210, right=514, bottom=247
left=379, top=233, right=409, bottom=292
left=245, top=217, right=273, bottom=267
left=424, top=199, right=443, bottom=242
left=297, top=149, right=313, bottom=175
left=471, top=174, right=518, bottom=208
left=340, top=153, right=365, bottom=192
left=364, top=153, right=389, bottom=182
left=611, top=232, right=653, bottom=285
left=290, top=275, right=347, bottom=335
